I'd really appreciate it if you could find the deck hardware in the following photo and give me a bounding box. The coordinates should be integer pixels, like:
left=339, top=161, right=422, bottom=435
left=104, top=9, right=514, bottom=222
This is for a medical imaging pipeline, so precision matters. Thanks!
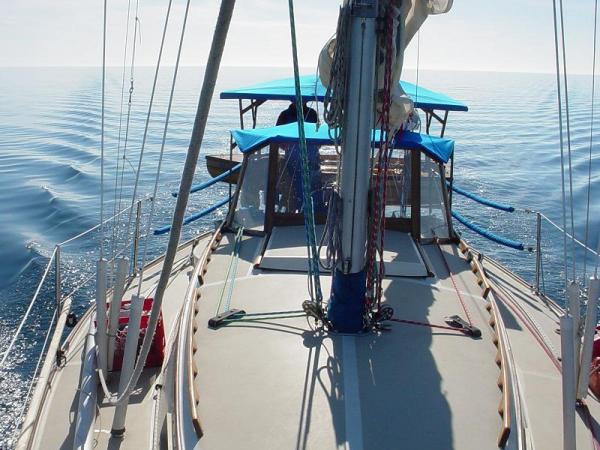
left=445, top=315, right=482, bottom=338
left=371, top=305, right=394, bottom=324
left=302, top=300, right=327, bottom=323
left=66, top=312, right=78, bottom=328
left=55, top=349, right=66, bottom=368
left=208, top=309, right=246, bottom=329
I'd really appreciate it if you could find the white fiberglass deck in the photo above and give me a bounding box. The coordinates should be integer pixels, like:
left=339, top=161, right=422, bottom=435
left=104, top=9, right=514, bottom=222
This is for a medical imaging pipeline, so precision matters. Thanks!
left=260, top=226, right=428, bottom=277
left=189, top=228, right=600, bottom=449
left=192, top=230, right=504, bottom=449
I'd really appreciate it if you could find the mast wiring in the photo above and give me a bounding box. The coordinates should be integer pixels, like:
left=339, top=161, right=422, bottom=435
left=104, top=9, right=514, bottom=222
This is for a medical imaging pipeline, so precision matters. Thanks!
left=127, top=0, right=174, bottom=237
left=584, top=0, right=598, bottom=282
left=558, top=0, right=577, bottom=282
left=135, top=0, right=188, bottom=300
left=109, top=0, right=134, bottom=266
left=100, top=0, right=107, bottom=258
left=113, top=0, right=142, bottom=249
left=551, top=0, right=570, bottom=293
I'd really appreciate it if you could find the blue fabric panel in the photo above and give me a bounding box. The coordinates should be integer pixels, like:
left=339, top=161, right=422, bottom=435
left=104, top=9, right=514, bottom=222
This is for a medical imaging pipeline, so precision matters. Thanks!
left=231, top=123, right=454, bottom=163
left=220, top=74, right=468, bottom=112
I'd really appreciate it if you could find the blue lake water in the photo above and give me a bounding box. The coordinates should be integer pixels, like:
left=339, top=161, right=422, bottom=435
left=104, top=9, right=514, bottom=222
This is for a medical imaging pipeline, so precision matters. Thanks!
left=0, top=66, right=598, bottom=444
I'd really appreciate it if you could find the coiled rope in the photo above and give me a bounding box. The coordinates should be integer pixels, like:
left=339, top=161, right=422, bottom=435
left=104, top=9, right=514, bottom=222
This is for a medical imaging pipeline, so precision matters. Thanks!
left=366, top=4, right=396, bottom=312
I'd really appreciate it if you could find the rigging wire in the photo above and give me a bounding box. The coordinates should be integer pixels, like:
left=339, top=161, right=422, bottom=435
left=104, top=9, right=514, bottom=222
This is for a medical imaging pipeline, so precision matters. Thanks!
left=287, top=0, right=324, bottom=307
left=99, top=0, right=193, bottom=404
left=109, top=0, right=134, bottom=266
left=551, top=0, right=570, bottom=293
left=558, top=0, right=577, bottom=281
left=135, top=0, right=189, bottom=300
left=126, top=0, right=175, bottom=236
left=113, top=0, right=142, bottom=242
left=584, top=0, right=598, bottom=282
left=100, top=0, right=107, bottom=259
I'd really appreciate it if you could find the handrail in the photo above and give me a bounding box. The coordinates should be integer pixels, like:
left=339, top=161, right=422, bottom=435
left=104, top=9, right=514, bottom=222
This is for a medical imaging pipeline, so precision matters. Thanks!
left=488, top=288, right=529, bottom=448
left=173, top=163, right=241, bottom=197
left=58, top=198, right=149, bottom=247
left=0, top=247, right=57, bottom=370
left=175, top=227, right=222, bottom=447
left=539, top=212, right=599, bottom=258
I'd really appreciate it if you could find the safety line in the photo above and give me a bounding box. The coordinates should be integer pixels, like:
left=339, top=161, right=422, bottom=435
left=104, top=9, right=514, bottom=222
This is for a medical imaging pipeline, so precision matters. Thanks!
left=390, top=318, right=470, bottom=335
left=437, top=244, right=473, bottom=326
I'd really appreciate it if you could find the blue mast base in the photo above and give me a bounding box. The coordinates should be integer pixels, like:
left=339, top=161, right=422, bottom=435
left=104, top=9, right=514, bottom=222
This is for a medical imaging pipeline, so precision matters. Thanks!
left=327, top=269, right=366, bottom=333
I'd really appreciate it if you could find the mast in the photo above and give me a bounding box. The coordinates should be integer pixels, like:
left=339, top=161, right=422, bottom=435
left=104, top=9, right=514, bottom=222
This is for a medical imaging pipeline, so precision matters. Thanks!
left=324, top=0, right=454, bottom=332
left=327, top=0, right=378, bottom=333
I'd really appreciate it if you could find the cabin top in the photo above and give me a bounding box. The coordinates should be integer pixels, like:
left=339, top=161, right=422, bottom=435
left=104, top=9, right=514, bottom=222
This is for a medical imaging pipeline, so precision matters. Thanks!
left=231, top=122, right=454, bottom=164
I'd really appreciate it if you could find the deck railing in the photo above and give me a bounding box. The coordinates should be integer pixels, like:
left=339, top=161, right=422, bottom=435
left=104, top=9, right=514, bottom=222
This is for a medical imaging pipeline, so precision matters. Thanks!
left=0, top=197, right=152, bottom=444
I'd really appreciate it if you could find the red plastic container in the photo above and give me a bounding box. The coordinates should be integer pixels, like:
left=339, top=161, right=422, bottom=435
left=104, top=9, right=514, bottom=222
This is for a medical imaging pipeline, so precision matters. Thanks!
left=110, top=297, right=165, bottom=371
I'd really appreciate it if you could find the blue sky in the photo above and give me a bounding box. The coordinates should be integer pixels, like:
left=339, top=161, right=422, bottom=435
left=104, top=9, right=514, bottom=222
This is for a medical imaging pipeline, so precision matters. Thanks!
left=0, top=0, right=597, bottom=73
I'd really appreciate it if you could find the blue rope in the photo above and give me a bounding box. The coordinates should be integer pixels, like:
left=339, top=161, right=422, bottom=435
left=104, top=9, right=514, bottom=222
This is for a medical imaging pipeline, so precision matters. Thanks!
left=449, top=182, right=515, bottom=212
left=287, top=0, right=323, bottom=305
left=154, top=195, right=231, bottom=235
left=452, top=211, right=524, bottom=250
left=173, top=163, right=241, bottom=197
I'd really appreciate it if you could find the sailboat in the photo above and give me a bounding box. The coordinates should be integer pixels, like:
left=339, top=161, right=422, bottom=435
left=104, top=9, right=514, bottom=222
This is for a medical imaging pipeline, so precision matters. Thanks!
left=8, top=0, right=600, bottom=449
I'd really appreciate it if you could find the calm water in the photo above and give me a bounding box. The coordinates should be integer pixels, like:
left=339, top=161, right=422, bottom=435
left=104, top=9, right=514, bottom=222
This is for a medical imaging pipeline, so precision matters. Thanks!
left=0, top=66, right=598, bottom=443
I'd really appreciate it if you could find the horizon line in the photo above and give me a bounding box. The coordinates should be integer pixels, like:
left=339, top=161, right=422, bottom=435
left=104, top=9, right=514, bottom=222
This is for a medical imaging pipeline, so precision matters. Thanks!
left=0, top=65, right=593, bottom=76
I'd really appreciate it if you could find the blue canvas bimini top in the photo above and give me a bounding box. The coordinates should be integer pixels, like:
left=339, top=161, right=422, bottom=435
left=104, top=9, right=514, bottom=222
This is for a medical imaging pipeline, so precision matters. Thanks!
left=220, top=74, right=468, bottom=112
left=231, top=123, right=454, bottom=164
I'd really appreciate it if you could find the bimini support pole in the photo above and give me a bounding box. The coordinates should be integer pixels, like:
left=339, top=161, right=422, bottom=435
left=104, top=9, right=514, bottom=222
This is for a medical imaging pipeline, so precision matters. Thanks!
left=107, top=257, right=129, bottom=373
left=577, top=277, right=600, bottom=399
left=95, top=259, right=109, bottom=379
left=327, top=0, right=378, bottom=333
left=560, top=314, right=577, bottom=450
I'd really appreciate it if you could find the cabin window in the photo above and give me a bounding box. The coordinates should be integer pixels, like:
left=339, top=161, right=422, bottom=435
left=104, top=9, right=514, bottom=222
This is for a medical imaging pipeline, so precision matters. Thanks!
left=383, top=149, right=412, bottom=219
left=273, top=144, right=334, bottom=222
left=420, top=154, right=451, bottom=239
left=231, top=149, right=270, bottom=231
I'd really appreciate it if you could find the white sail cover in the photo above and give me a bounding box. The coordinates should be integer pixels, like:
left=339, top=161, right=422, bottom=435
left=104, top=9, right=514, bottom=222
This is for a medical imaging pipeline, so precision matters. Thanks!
left=319, top=0, right=453, bottom=131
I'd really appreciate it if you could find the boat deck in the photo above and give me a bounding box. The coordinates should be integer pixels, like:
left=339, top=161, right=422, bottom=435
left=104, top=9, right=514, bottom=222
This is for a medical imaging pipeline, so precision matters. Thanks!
left=191, top=230, right=505, bottom=449
left=25, top=235, right=212, bottom=450
left=481, top=254, right=600, bottom=450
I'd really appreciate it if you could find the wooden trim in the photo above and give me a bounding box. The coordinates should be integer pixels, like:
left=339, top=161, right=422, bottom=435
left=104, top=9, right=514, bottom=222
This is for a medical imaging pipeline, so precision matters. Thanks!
left=458, top=239, right=491, bottom=298
left=457, top=238, right=513, bottom=446
left=176, top=227, right=223, bottom=442
left=486, top=293, right=512, bottom=447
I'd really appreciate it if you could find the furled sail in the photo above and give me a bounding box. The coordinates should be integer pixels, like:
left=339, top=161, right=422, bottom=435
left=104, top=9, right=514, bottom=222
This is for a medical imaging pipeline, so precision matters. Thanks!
left=319, top=0, right=453, bottom=131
